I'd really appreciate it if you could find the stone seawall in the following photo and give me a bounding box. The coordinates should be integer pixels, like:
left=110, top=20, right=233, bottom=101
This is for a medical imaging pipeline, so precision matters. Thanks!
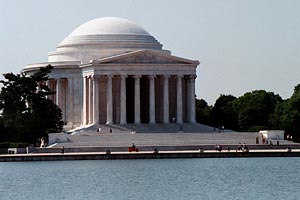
left=1, top=151, right=300, bottom=162
left=29, top=144, right=300, bottom=154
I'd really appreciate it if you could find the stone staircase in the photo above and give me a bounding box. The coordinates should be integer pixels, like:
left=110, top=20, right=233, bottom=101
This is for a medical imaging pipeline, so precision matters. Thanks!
left=67, top=124, right=131, bottom=135
left=67, top=123, right=216, bottom=135
left=34, top=130, right=299, bottom=153
left=36, top=123, right=299, bottom=153
left=134, top=123, right=215, bottom=133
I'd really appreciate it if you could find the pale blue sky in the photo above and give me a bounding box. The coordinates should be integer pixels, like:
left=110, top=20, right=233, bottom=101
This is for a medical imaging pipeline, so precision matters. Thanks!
left=0, top=0, right=299, bottom=104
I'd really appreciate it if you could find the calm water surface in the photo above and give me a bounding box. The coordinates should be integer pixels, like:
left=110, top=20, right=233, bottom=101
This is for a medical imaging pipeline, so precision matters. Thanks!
left=0, top=157, right=300, bottom=200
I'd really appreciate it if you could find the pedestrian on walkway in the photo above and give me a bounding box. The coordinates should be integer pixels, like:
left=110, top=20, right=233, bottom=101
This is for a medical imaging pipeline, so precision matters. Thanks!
left=227, top=146, right=230, bottom=152
left=237, top=142, right=242, bottom=152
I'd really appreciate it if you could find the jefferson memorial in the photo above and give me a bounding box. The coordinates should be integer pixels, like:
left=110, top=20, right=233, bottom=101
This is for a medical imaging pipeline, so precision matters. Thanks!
left=23, top=17, right=199, bottom=129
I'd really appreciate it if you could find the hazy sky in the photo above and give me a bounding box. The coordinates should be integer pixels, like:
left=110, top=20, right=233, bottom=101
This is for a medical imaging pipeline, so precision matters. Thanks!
left=0, top=0, right=299, bottom=104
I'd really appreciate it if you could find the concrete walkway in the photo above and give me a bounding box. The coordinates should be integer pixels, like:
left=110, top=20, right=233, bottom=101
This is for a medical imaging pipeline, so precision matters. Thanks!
left=2, top=148, right=300, bottom=162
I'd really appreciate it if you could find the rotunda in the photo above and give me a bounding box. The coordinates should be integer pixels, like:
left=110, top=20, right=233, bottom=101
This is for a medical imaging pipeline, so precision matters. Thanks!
left=23, top=17, right=199, bottom=129
left=48, top=17, right=168, bottom=62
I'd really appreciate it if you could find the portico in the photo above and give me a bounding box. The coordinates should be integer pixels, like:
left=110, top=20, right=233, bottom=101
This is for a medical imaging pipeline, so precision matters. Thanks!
left=78, top=49, right=198, bottom=125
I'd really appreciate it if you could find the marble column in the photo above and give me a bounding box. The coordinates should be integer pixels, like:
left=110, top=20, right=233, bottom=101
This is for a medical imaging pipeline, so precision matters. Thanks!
left=186, top=76, right=191, bottom=123
left=176, top=75, right=183, bottom=124
left=88, top=76, right=93, bottom=124
left=120, top=75, right=127, bottom=124
left=46, top=80, right=51, bottom=101
left=79, top=76, right=83, bottom=126
left=51, top=80, right=56, bottom=103
left=93, top=76, right=99, bottom=125
left=66, top=78, right=74, bottom=127
left=56, top=78, right=63, bottom=110
left=189, top=75, right=197, bottom=123
left=53, top=80, right=57, bottom=104
left=45, top=80, right=49, bottom=99
left=82, top=76, right=88, bottom=125
left=56, top=78, right=65, bottom=122
left=149, top=75, right=156, bottom=124
left=106, top=75, right=113, bottom=124
left=134, top=75, right=141, bottom=124
left=163, top=75, right=170, bottom=123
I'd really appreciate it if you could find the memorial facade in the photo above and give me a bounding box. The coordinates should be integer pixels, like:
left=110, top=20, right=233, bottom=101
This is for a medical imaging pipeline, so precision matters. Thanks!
left=23, top=17, right=199, bottom=129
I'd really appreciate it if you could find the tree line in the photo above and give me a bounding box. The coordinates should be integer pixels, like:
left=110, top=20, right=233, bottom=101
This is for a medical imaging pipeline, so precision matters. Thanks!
left=196, top=85, right=300, bottom=137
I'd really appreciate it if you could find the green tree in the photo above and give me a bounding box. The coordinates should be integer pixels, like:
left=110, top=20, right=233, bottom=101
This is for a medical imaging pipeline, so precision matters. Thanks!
left=0, top=65, right=63, bottom=144
left=233, top=90, right=282, bottom=131
left=211, top=94, right=238, bottom=131
left=195, top=98, right=212, bottom=126
left=278, top=84, right=300, bottom=134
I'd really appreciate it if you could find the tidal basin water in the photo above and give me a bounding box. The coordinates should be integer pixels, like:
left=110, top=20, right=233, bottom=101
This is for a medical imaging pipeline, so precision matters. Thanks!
left=1, top=157, right=300, bottom=200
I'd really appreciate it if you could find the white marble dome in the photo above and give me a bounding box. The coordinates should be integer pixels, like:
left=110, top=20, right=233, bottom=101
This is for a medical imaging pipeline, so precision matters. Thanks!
left=48, top=17, right=167, bottom=62
left=67, top=17, right=150, bottom=37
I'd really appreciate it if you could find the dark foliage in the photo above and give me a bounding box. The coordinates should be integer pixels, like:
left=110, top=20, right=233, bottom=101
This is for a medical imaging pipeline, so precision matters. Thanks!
left=277, top=84, right=300, bottom=134
left=232, top=90, right=282, bottom=131
left=195, top=85, right=299, bottom=134
left=0, top=65, right=63, bottom=144
left=211, top=95, right=238, bottom=131
left=195, top=99, right=212, bottom=126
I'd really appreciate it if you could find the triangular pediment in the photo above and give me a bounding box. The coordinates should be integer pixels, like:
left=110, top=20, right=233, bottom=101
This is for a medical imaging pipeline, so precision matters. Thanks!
left=95, top=50, right=199, bottom=65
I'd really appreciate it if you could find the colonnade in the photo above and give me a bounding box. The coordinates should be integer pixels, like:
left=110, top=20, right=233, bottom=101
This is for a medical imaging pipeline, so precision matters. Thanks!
left=46, top=78, right=76, bottom=127
left=46, top=74, right=196, bottom=127
left=82, top=74, right=196, bottom=125
left=46, top=79, right=67, bottom=123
